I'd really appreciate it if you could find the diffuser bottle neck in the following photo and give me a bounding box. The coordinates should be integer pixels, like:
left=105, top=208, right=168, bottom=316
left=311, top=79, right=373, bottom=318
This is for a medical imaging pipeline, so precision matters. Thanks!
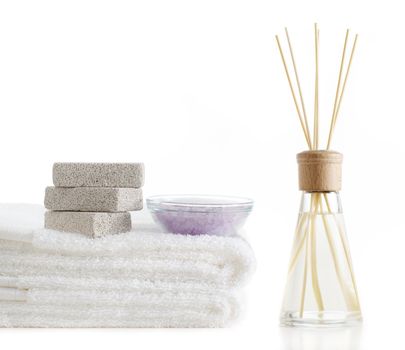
left=299, top=191, right=342, bottom=214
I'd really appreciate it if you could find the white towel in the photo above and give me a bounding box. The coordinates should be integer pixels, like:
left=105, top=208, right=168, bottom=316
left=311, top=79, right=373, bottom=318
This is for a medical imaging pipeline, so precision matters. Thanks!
left=0, top=286, right=239, bottom=328
left=0, top=275, right=221, bottom=293
left=0, top=203, right=255, bottom=328
left=0, top=204, right=254, bottom=288
left=0, top=303, right=232, bottom=328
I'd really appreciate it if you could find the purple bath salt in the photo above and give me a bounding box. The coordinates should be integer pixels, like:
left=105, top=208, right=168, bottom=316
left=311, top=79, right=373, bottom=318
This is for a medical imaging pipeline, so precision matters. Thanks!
left=146, top=195, right=253, bottom=236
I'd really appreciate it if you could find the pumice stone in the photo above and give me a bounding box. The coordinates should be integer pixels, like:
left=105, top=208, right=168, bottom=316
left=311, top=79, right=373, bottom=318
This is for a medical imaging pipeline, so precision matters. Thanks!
left=44, top=211, right=132, bottom=237
left=44, top=187, right=143, bottom=212
left=53, top=163, right=145, bottom=188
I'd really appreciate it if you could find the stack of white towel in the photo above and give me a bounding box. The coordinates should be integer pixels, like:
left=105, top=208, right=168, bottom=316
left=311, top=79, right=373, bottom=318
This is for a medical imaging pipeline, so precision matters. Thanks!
left=0, top=204, right=255, bottom=328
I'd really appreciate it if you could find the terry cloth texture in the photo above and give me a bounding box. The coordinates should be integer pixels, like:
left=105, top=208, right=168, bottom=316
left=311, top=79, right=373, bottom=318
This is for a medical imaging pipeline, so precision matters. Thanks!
left=0, top=204, right=256, bottom=328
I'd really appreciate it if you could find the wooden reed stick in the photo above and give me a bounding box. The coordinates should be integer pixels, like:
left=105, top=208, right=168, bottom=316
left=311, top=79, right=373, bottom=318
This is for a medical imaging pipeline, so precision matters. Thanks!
left=331, top=35, right=358, bottom=131
left=300, top=196, right=314, bottom=318
left=293, top=212, right=307, bottom=246
left=313, top=24, right=319, bottom=150
left=284, top=28, right=312, bottom=148
left=337, top=226, right=361, bottom=310
left=310, top=193, right=324, bottom=311
left=288, top=214, right=310, bottom=274
left=299, top=198, right=312, bottom=317
left=327, top=34, right=358, bottom=149
left=288, top=213, right=309, bottom=273
left=326, top=30, right=349, bottom=150
left=275, top=35, right=312, bottom=149
left=323, top=193, right=361, bottom=310
left=320, top=197, right=358, bottom=311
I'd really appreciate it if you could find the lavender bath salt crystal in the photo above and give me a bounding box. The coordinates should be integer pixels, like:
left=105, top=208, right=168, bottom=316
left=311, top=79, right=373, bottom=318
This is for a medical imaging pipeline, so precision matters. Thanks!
left=146, top=195, right=253, bottom=236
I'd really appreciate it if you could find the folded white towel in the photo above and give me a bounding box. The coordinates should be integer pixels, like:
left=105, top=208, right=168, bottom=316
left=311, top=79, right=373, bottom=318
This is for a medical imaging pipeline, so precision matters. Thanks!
left=0, top=204, right=255, bottom=288
left=0, top=204, right=255, bottom=328
left=0, top=302, right=231, bottom=328
left=0, top=282, right=241, bottom=327
left=0, top=275, right=220, bottom=293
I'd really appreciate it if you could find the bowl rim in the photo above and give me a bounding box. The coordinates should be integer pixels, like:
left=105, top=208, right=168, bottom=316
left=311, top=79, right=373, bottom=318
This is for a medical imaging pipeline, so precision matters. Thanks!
left=146, top=194, right=254, bottom=212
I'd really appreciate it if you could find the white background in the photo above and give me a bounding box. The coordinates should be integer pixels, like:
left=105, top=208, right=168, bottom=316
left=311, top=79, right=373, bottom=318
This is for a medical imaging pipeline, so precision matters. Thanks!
left=0, top=0, right=402, bottom=349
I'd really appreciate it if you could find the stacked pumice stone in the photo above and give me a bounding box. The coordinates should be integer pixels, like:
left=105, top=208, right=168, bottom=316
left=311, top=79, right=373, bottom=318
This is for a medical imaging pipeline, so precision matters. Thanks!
left=44, top=163, right=144, bottom=237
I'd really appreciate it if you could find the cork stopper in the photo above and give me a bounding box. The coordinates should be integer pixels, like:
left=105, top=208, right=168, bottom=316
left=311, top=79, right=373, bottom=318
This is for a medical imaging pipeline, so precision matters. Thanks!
left=297, top=151, right=343, bottom=192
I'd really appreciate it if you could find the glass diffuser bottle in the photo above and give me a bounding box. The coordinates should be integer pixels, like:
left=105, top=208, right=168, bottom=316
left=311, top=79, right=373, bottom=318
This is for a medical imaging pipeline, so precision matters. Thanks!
left=275, top=24, right=361, bottom=327
left=280, top=151, right=362, bottom=326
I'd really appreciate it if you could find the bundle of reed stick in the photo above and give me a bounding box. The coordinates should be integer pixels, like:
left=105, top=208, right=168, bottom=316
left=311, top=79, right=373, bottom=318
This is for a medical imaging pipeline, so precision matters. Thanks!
left=276, top=24, right=361, bottom=319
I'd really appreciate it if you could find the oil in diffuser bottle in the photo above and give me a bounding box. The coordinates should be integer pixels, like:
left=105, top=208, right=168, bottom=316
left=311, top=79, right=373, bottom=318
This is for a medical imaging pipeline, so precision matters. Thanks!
left=280, top=151, right=362, bottom=326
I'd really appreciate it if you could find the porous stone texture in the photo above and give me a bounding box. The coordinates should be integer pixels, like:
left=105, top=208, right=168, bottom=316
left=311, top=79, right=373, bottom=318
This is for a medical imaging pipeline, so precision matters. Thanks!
left=53, top=163, right=144, bottom=188
left=44, top=211, right=132, bottom=237
left=44, top=187, right=143, bottom=212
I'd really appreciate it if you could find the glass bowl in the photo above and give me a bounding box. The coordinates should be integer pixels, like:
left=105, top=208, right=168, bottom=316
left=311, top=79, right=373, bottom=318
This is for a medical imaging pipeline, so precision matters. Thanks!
left=146, top=195, right=254, bottom=236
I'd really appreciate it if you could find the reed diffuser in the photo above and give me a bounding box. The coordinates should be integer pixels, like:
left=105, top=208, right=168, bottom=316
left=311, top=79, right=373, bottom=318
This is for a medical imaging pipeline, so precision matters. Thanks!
left=276, top=24, right=362, bottom=326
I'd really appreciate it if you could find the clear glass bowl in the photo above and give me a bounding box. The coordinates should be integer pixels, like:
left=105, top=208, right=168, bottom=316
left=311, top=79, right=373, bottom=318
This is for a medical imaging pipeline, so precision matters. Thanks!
left=146, top=195, right=254, bottom=236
